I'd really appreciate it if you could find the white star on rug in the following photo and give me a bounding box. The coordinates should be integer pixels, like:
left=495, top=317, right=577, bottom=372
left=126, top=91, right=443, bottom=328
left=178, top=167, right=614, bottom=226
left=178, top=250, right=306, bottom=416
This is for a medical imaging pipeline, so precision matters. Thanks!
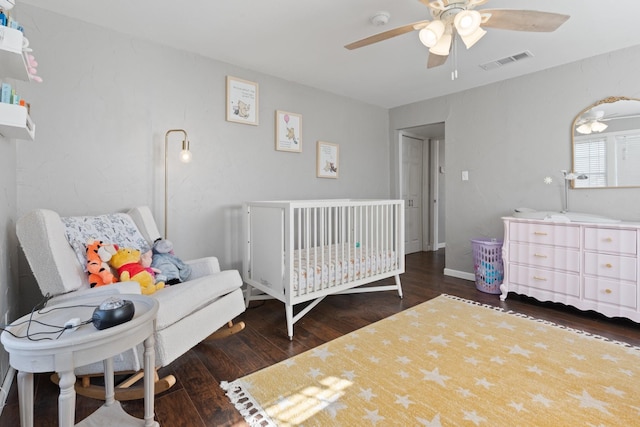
left=395, top=394, right=414, bottom=409
left=427, top=350, right=440, bottom=358
left=416, top=413, right=443, bottom=426
left=344, top=344, right=357, bottom=352
left=429, top=334, right=450, bottom=346
left=421, top=367, right=450, bottom=387
left=282, top=359, right=296, bottom=367
left=533, top=342, right=548, bottom=350
left=490, top=356, right=506, bottom=364
left=507, top=344, right=531, bottom=357
left=496, top=321, right=515, bottom=330
left=397, top=370, right=410, bottom=379
left=571, top=353, right=586, bottom=361
left=342, top=370, right=356, bottom=381
left=359, top=388, right=377, bottom=401
left=565, top=367, right=585, bottom=377
left=530, top=393, right=553, bottom=407
left=603, top=385, right=625, bottom=397
left=508, top=401, right=527, bottom=412
left=362, top=408, right=385, bottom=425
left=456, top=387, right=474, bottom=398
left=324, top=400, right=347, bottom=418
left=466, top=341, right=480, bottom=350
left=311, top=347, right=333, bottom=361
left=462, top=409, right=486, bottom=426
left=464, top=356, right=480, bottom=366
left=526, top=365, right=543, bottom=375
left=569, top=390, right=611, bottom=415
left=602, top=354, right=619, bottom=363
left=400, top=335, right=413, bottom=342
left=455, top=331, right=467, bottom=338
left=307, top=367, right=323, bottom=379
left=368, top=355, right=380, bottom=363
left=475, top=378, right=494, bottom=389
left=396, top=355, right=411, bottom=364
left=619, top=368, right=633, bottom=376
left=482, top=334, right=496, bottom=342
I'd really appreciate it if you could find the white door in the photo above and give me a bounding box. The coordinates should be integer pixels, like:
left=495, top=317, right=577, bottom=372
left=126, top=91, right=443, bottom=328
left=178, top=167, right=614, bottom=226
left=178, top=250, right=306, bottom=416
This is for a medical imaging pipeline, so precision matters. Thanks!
left=401, top=134, right=424, bottom=254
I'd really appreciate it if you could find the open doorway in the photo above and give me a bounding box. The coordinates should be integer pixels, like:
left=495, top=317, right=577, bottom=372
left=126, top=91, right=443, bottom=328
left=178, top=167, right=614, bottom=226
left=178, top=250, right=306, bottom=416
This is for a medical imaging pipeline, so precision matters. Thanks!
left=399, top=123, right=445, bottom=254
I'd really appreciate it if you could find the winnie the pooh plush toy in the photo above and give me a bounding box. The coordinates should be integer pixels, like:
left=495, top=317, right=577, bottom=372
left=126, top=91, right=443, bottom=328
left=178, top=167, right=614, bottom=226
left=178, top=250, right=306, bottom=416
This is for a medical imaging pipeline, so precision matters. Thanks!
left=109, top=247, right=165, bottom=295
left=85, top=239, right=118, bottom=288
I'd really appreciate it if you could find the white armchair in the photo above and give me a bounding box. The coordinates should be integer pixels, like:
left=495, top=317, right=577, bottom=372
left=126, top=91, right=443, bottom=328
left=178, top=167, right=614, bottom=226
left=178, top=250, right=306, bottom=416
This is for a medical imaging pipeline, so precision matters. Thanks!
left=16, top=206, right=246, bottom=400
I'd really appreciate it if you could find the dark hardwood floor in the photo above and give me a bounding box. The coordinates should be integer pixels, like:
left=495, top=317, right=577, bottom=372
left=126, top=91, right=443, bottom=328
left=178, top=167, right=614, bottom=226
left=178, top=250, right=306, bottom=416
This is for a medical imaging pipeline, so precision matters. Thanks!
left=1, top=250, right=639, bottom=426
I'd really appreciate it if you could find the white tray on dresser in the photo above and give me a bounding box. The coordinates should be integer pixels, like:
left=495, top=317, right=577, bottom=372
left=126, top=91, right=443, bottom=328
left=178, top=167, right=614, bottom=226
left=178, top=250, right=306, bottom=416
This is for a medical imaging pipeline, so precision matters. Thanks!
left=501, top=216, right=640, bottom=323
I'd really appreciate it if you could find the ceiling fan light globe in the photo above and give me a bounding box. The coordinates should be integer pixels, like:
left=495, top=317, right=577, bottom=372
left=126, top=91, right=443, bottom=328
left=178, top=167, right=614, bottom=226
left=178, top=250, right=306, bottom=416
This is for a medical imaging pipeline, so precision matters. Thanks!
left=419, top=20, right=445, bottom=47
left=454, top=10, right=482, bottom=36
left=576, top=124, right=592, bottom=135
left=460, top=27, right=486, bottom=49
left=429, top=33, right=452, bottom=56
left=591, top=121, right=608, bottom=133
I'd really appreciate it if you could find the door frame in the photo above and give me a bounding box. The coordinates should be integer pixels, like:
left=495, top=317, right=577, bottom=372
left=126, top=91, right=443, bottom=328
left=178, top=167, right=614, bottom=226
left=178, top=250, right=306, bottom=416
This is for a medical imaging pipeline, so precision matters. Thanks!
left=398, top=130, right=440, bottom=252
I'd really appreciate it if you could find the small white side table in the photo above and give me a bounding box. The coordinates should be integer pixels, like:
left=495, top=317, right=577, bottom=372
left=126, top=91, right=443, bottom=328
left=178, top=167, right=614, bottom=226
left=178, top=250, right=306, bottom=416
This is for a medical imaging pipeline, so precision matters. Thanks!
left=1, top=294, right=159, bottom=427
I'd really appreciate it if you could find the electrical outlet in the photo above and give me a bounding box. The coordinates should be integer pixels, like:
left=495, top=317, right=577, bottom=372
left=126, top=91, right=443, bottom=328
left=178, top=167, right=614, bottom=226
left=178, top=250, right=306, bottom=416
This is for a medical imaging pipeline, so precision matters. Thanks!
left=461, top=170, right=469, bottom=181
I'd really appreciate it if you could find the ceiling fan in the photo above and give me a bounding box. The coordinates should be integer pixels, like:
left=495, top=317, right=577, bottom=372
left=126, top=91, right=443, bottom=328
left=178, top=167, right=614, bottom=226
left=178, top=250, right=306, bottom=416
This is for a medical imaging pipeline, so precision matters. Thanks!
left=345, top=0, right=570, bottom=69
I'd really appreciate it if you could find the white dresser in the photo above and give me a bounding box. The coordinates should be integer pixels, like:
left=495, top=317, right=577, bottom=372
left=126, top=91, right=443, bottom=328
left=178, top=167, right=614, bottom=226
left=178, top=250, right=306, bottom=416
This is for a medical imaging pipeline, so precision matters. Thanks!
left=501, top=217, right=640, bottom=323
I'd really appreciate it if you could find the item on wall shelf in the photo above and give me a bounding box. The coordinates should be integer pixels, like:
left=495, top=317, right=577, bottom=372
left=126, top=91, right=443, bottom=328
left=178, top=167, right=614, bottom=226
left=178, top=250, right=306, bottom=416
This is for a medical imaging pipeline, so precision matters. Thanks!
left=164, top=129, right=192, bottom=239
left=275, top=110, right=301, bottom=152
left=316, top=141, right=339, bottom=179
left=226, top=76, right=258, bottom=126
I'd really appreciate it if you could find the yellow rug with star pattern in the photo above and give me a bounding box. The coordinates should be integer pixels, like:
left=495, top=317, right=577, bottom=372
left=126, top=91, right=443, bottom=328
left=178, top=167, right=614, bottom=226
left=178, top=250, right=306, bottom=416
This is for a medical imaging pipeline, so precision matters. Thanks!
left=221, top=294, right=640, bottom=426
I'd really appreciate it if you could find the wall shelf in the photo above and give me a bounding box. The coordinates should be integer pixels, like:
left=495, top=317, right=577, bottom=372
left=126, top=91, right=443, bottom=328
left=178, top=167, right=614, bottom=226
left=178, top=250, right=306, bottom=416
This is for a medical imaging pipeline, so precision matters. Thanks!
left=0, top=24, right=35, bottom=140
left=0, top=26, right=30, bottom=81
left=0, top=103, right=34, bottom=140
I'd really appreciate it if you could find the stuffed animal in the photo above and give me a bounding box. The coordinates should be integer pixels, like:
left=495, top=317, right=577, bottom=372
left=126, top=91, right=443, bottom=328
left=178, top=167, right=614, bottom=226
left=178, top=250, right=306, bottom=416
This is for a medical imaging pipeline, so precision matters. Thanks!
left=140, top=249, right=165, bottom=284
left=109, top=247, right=165, bottom=295
left=85, top=239, right=118, bottom=288
left=151, top=238, right=192, bottom=285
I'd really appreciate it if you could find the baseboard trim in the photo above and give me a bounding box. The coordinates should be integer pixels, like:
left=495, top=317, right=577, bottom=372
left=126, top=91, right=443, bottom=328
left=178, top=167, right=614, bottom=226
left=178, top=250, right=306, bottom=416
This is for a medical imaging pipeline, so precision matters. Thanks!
left=443, top=268, right=474, bottom=282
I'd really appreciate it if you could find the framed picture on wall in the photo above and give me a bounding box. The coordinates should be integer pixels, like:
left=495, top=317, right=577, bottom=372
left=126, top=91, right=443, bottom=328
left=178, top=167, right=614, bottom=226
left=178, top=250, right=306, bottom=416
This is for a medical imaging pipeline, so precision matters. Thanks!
left=275, top=110, right=302, bottom=152
left=226, top=76, right=259, bottom=125
left=316, top=141, right=339, bottom=179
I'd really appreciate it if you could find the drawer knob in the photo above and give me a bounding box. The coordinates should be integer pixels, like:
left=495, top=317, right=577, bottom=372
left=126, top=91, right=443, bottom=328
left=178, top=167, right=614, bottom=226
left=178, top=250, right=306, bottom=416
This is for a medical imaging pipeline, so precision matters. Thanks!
left=604, top=237, right=613, bottom=243
left=534, top=253, right=548, bottom=258
left=605, top=289, right=613, bottom=294
left=533, top=276, right=547, bottom=281
left=605, top=263, right=613, bottom=269
left=533, top=231, right=548, bottom=236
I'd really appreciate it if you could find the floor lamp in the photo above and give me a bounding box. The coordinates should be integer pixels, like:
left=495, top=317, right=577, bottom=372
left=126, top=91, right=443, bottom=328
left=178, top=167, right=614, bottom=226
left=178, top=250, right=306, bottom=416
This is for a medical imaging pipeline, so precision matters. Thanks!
left=164, top=129, right=192, bottom=239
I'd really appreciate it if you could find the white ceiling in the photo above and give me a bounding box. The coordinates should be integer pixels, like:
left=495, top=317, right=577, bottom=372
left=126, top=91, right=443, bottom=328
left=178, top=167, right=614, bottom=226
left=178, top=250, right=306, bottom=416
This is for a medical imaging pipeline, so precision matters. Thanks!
left=18, top=0, right=640, bottom=109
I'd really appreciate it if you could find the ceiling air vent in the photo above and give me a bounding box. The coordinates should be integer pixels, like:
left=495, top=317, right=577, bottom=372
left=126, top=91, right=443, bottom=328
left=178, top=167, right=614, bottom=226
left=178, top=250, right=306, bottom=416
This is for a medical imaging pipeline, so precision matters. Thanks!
left=479, top=51, right=534, bottom=71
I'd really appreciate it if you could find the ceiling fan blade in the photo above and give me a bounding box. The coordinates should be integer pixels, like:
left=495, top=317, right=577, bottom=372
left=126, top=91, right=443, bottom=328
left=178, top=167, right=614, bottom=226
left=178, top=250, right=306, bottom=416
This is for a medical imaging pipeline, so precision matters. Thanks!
left=481, top=9, right=570, bottom=32
left=427, top=53, right=448, bottom=68
left=345, top=20, right=429, bottom=50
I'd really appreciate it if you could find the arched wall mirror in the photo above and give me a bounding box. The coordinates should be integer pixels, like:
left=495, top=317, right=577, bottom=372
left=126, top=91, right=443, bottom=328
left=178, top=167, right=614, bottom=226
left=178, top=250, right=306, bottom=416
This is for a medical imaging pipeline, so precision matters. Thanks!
left=572, top=96, right=640, bottom=188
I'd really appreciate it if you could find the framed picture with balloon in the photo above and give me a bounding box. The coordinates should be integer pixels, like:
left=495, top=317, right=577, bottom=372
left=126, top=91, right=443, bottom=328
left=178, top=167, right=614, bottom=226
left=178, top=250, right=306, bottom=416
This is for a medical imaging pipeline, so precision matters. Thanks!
left=275, top=110, right=302, bottom=152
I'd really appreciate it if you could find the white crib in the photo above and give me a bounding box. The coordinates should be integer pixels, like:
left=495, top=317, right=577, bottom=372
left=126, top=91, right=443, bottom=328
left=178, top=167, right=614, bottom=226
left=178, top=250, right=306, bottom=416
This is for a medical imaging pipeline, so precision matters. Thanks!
left=243, top=199, right=405, bottom=339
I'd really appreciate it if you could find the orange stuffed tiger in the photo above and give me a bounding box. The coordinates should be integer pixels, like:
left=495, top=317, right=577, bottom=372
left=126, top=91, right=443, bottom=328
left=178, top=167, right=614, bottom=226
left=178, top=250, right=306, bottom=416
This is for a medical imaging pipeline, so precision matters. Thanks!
left=85, top=239, right=118, bottom=287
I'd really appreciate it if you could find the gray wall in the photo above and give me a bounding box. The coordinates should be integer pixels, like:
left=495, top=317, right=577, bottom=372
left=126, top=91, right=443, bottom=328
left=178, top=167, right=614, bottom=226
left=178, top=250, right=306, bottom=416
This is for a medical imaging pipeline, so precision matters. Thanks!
left=0, top=129, right=17, bottom=400
left=390, top=45, right=640, bottom=277
left=14, top=5, right=390, bottom=312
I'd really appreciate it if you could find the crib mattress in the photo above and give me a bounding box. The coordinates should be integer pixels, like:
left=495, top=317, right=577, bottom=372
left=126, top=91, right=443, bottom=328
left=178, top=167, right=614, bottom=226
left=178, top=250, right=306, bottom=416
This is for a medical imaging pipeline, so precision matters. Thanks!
left=292, top=244, right=397, bottom=293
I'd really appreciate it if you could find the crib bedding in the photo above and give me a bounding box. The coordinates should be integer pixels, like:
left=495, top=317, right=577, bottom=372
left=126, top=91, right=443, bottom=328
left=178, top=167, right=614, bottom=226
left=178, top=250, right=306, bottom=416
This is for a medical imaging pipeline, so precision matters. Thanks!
left=292, top=244, right=397, bottom=292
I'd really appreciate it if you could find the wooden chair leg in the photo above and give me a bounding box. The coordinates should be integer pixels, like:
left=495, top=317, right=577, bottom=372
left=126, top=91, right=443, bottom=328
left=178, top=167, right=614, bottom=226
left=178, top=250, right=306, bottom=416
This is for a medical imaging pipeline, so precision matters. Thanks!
left=205, top=320, right=246, bottom=341
left=51, top=369, right=176, bottom=401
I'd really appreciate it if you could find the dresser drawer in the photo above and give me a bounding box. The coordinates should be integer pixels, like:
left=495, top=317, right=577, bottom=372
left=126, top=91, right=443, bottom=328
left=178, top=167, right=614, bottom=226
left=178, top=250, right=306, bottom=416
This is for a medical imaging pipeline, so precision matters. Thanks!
left=508, top=264, right=580, bottom=296
left=509, top=242, right=580, bottom=273
left=584, top=277, right=637, bottom=309
left=509, top=222, right=580, bottom=248
left=584, top=227, right=637, bottom=255
left=583, top=252, right=637, bottom=281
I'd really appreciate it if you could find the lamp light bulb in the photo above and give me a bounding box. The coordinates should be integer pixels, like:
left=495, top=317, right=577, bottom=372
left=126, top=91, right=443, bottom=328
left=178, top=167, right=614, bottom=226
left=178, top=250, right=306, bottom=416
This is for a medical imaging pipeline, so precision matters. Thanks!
left=180, top=149, right=192, bottom=163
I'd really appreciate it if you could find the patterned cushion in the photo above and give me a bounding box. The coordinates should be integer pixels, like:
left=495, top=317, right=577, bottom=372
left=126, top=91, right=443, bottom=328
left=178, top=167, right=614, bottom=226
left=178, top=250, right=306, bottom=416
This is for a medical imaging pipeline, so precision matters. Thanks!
left=61, top=213, right=150, bottom=271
